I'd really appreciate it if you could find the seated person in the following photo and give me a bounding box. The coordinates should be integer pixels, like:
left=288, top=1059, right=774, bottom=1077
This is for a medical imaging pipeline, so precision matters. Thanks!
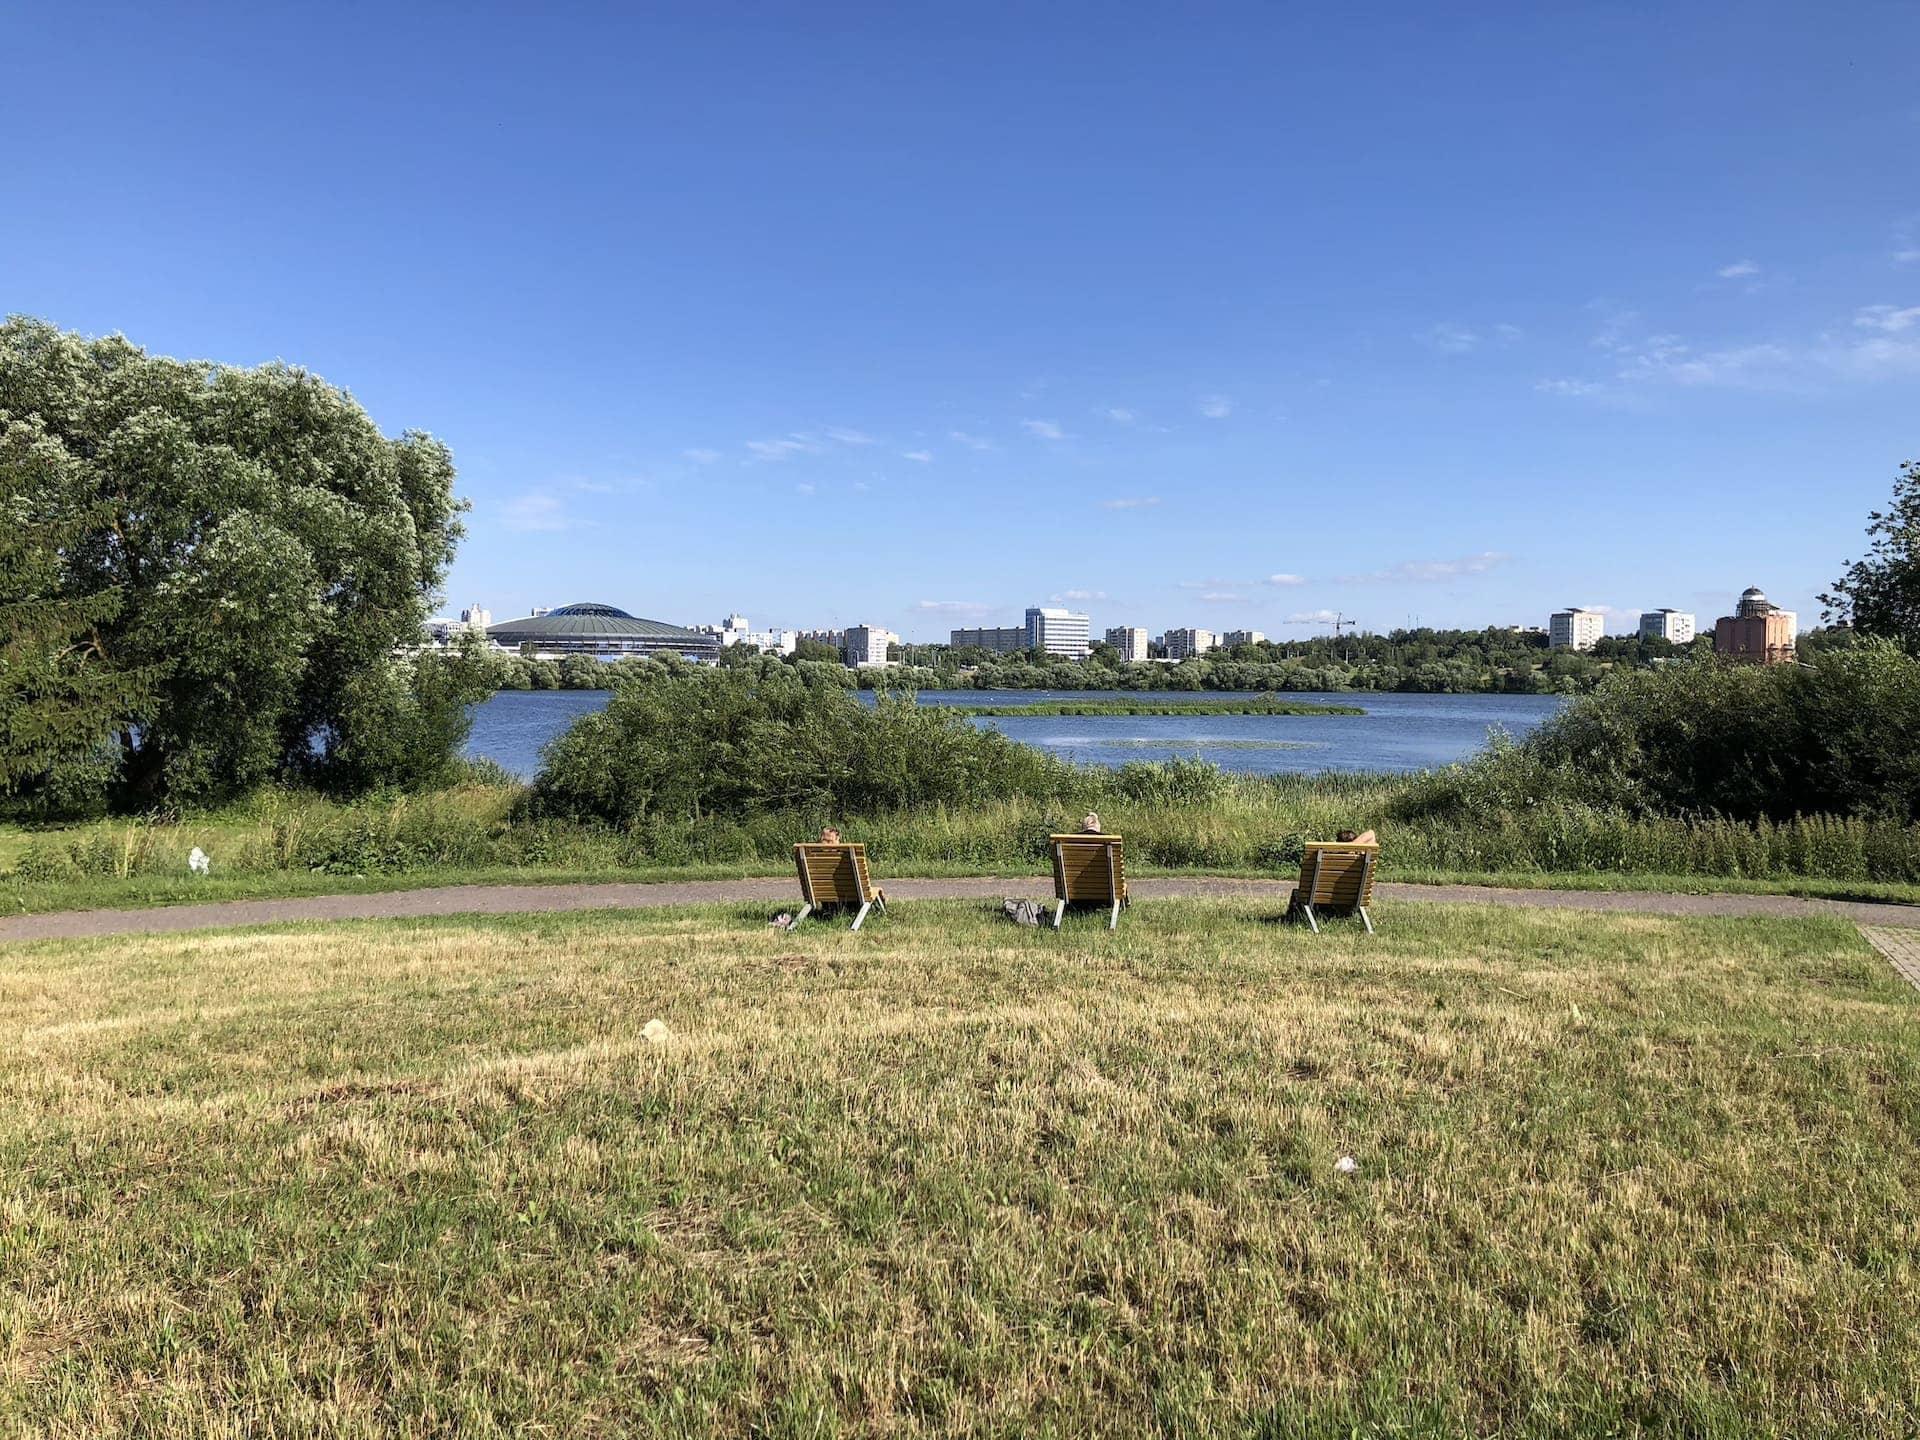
left=1335, top=828, right=1376, bottom=846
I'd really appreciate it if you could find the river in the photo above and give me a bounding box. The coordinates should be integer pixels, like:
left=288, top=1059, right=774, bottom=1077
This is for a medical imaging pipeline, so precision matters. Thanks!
left=466, top=689, right=1563, bottom=780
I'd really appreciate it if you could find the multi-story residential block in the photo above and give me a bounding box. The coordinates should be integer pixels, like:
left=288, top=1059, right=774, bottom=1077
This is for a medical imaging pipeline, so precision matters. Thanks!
left=1103, top=626, right=1150, bottom=663
left=1162, top=627, right=1218, bottom=661
left=844, top=624, right=899, bottom=668
left=1025, top=606, right=1091, bottom=659
left=949, top=626, right=1028, bottom=654
left=1637, top=609, right=1696, bottom=645
left=1549, top=608, right=1606, bottom=651
left=1221, top=629, right=1266, bottom=648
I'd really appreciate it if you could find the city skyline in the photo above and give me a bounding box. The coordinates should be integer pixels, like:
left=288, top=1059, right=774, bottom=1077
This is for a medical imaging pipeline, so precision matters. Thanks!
left=7, top=4, right=1915, bottom=642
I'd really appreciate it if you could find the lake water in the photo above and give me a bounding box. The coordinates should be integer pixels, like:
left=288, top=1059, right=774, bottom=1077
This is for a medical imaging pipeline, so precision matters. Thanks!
left=467, top=688, right=1563, bottom=780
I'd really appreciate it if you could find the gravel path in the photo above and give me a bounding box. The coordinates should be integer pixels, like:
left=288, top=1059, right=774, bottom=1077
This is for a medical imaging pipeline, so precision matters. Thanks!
left=3, top=875, right=1917, bottom=944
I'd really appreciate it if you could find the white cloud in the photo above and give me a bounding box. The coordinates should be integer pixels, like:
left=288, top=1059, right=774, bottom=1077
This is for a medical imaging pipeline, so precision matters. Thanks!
left=682, top=447, right=723, bottom=464
left=915, top=600, right=990, bottom=616
left=1821, top=335, right=1920, bottom=378
left=1104, top=407, right=1135, bottom=424
left=824, top=427, right=877, bottom=445
left=948, top=429, right=996, bottom=451
left=1102, top=496, right=1160, bottom=510
left=1492, top=323, right=1524, bottom=343
left=1197, top=394, right=1234, bottom=419
left=1266, top=573, right=1306, bottom=587
left=1198, top=591, right=1247, bottom=604
left=1898, top=249, right=1920, bottom=265
left=1717, top=259, right=1762, bottom=279
left=1420, top=324, right=1480, bottom=355
left=1854, top=304, right=1920, bottom=334
left=1535, top=377, right=1605, bottom=397
left=1180, top=577, right=1253, bottom=590
left=900, top=449, right=933, bottom=463
left=1022, top=419, right=1067, bottom=440
left=1286, top=609, right=1344, bottom=626
left=1055, top=589, right=1109, bottom=602
left=1339, top=552, right=1510, bottom=584
left=746, top=435, right=822, bottom=461
left=502, top=491, right=569, bottom=532
left=794, top=482, right=816, bottom=496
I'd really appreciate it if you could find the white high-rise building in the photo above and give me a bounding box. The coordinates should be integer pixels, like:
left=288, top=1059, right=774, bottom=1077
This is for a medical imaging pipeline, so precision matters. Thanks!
left=1222, top=629, right=1266, bottom=648
left=1637, top=609, right=1696, bottom=645
left=1025, top=606, right=1091, bottom=659
left=1549, top=608, right=1606, bottom=651
left=460, top=605, right=492, bottom=631
left=1104, top=626, right=1150, bottom=663
left=845, top=624, right=899, bottom=668
left=1162, top=627, right=1218, bottom=661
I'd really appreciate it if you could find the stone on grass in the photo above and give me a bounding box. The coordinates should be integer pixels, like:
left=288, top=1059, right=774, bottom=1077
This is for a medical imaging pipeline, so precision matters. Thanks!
left=642, top=1018, right=673, bottom=1045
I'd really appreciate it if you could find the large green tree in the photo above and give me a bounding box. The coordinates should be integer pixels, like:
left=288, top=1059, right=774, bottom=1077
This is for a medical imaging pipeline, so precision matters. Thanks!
left=0, top=316, right=488, bottom=808
left=1823, top=458, right=1920, bottom=648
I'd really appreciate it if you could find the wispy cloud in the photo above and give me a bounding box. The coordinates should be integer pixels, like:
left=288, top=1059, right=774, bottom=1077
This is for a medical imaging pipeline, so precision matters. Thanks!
left=824, top=426, right=877, bottom=446
left=1197, top=394, right=1234, bottom=419
left=1717, top=259, right=1762, bottom=280
left=1102, top=496, right=1161, bottom=510
left=1054, top=589, right=1109, bottom=602
left=1022, top=418, right=1067, bottom=440
left=948, top=429, right=996, bottom=451
left=1198, top=591, right=1247, bottom=604
left=1855, top=304, right=1920, bottom=334
left=1535, top=377, right=1605, bottom=398
left=682, top=447, right=723, bottom=464
left=1286, top=609, right=1344, bottom=626
left=1339, top=552, right=1510, bottom=584
left=1180, top=577, right=1254, bottom=590
left=794, top=481, right=816, bottom=496
left=745, top=434, right=822, bottom=461
left=502, top=491, right=569, bottom=532
left=1103, top=407, right=1135, bottom=424
left=899, top=449, right=933, bottom=464
left=915, top=599, right=990, bottom=616
left=1420, top=324, right=1481, bottom=355
left=1266, top=573, right=1306, bottom=587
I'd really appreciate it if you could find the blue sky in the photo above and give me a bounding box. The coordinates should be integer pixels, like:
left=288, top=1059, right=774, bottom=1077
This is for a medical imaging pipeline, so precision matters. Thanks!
left=5, top=2, right=1917, bottom=641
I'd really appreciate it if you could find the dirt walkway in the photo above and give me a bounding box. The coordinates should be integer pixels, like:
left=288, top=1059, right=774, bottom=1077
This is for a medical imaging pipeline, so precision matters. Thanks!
left=3, top=875, right=1917, bottom=944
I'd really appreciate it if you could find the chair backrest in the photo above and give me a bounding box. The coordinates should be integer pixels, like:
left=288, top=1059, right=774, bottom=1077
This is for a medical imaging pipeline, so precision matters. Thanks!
left=1296, top=842, right=1378, bottom=909
left=794, top=843, right=875, bottom=906
left=1051, top=834, right=1126, bottom=904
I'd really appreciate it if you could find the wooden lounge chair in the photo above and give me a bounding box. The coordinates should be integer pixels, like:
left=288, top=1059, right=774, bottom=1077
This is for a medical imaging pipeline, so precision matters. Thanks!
left=1049, top=833, right=1128, bottom=930
left=792, top=842, right=887, bottom=930
left=1285, top=841, right=1379, bottom=933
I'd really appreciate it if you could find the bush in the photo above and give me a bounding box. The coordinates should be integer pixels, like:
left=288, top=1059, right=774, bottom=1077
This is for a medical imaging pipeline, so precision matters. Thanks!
left=524, top=661, right=1088, bottom=828
left=1396, top=641, right=1920, bottom=825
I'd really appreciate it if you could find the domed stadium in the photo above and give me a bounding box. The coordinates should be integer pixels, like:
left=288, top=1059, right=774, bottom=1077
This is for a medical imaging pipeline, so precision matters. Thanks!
left=486, top=603, right=719, bottom=660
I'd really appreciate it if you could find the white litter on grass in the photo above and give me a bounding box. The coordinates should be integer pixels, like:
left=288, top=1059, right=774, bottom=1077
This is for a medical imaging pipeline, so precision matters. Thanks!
left=1334, top=1155, right=1359, bottom=1175
left=642, top=1018, right=673, bottom=1045
left=187, top=847, right=211, bottom=875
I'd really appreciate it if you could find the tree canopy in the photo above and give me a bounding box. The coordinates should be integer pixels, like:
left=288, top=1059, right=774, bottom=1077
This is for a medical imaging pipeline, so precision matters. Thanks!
left=1823, top=458, right=1920, bottom=649
left=0, top=316, right=487, bottom=811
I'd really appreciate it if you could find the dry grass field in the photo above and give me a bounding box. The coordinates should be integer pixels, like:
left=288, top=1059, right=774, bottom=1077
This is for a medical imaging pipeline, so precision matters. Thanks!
left=1, top=901, right=1916, bottom=1437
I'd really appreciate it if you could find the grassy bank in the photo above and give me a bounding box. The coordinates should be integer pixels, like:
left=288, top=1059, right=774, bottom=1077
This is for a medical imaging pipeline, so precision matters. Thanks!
left=938, top=698, right=1366, bottom=716
left=10, top=774, right=1920, bottom=914
left=2, top=902, right=1914, bottom=1435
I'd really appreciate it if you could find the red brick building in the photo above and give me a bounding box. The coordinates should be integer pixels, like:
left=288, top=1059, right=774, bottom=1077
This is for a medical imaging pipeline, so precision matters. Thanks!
left=1713, top=586, right=1797, bottom=665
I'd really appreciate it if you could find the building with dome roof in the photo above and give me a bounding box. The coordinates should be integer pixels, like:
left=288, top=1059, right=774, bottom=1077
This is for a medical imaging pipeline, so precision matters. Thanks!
left=486, top=603, right=720, bottom=661
left=1712, top=586, right=1797, bottom=665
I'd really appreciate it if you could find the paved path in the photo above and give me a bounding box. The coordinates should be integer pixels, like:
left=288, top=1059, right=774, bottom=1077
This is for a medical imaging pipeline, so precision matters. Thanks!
left=1859, top=927, right=1920, bottom=992
left=3, top=875, right=1918, bottom=944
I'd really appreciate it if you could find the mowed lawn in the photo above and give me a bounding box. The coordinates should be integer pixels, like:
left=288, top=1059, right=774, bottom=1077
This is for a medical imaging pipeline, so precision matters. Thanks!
left=1, top=903, right=1916, bottom=1438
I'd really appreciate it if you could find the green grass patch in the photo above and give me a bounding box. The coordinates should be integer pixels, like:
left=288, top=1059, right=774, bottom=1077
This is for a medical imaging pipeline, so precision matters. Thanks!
left=1, top=902, right=1915, bottom=1435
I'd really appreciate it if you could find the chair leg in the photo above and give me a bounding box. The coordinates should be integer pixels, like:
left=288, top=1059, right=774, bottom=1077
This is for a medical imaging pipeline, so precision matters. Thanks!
left=1359, top=906, right=1375, bottom=935
left=1109, top=898, right=1121, bottom=930
left=876, top=893, right=887, bottom=914
left=1053, top=899, right=1066, bottom=930
left=793, top=904, right=812, bottom=927
left=851, top=900, right=872, bottom=932
left=1302, top=904, right=1319, bottom=934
